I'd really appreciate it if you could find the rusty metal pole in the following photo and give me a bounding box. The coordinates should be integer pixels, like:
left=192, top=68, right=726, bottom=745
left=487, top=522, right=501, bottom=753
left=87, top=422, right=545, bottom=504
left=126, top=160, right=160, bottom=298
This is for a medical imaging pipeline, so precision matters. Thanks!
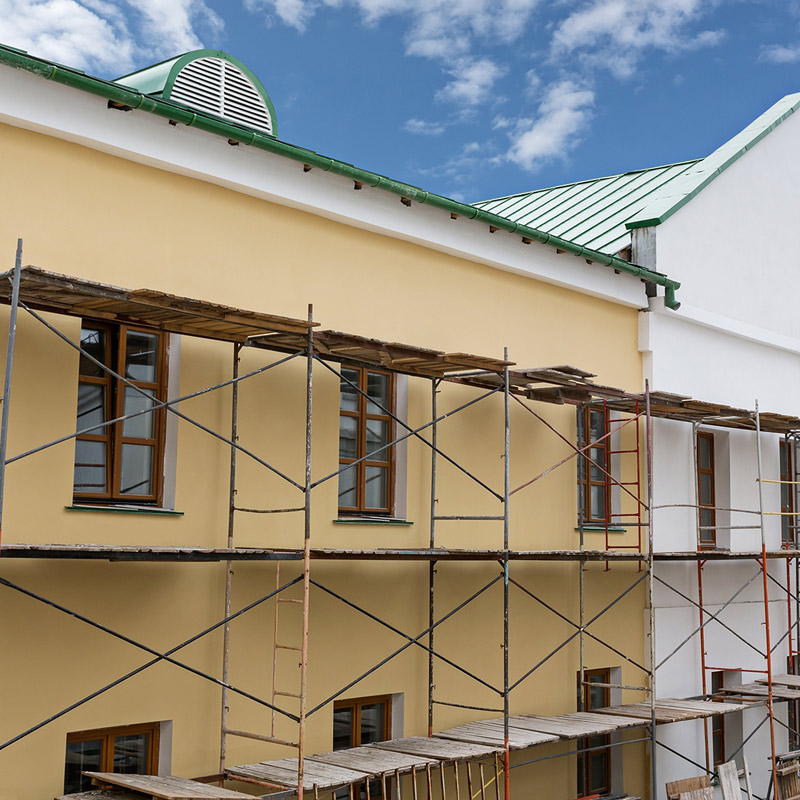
left=219, top=341, right=241, bottom=775
left=577, top=407, right=586, bottom=714
left=646, top=381, right=657, bottom=800
left=428, top=378, right=438, bottom=737
left=0, top=238, right=22, bottom=552
left=755, top=401, right=778, bottom=787
left=502, top=348, right=510, bottom=800
left=297, top=307, right=314, bottom=800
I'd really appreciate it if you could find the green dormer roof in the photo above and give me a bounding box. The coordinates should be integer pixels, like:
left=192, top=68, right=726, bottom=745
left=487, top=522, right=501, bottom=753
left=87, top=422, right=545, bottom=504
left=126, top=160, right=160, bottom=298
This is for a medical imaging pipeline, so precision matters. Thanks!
left=115, top=50, right=277, bottom=137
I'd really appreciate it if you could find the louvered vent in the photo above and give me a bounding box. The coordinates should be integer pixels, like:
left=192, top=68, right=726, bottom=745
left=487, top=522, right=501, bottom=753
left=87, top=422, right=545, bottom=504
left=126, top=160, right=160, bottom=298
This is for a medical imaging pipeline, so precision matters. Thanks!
left=170, top=57, right=274, bottom=135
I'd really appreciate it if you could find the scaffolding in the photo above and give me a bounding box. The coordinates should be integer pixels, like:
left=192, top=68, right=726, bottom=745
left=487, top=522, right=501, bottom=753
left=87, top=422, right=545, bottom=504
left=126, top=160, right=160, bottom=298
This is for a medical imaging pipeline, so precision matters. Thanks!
left=1, top=243, right=800, bottom=800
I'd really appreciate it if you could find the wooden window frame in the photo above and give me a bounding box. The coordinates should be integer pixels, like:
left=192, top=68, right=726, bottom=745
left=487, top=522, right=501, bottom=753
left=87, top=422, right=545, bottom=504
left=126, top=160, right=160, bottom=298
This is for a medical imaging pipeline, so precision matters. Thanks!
left=579, top=406, right=611, bottom=525
left=710, top=671, right=726, bottom=766
left=333, top=694, right=392, bottom=748
left=65, top=721, right=160, bottom=793
left=781, top=441, right=795, bottom=547
left=75, top=322, right=168, bottom=505
left=338, top=366, right=395, bottom=516
left=577, top=667, right=611, bottom=797
left=697, top=431, right=716, bottom=550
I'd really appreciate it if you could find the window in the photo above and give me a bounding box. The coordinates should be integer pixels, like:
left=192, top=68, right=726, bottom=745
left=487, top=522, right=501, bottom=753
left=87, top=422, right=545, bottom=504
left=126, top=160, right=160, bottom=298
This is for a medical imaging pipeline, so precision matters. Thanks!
left=710, top=672, right=726, bottom=765
left=339, top=367, right=395, bottom=515
left=577, top=668, right=611, bottom=796
left=781, top=441, right=795, bottom=547
left=697, top=432, right=716, bottom=549
left=333, top=695, right=391, bottom=799
left=579, top=407, right=610, bottom=525
left=64, top=721, right=160, bottom=794
left=789, top=657, right=800, bottom=751
left=74, top=323, right=167, bottom=504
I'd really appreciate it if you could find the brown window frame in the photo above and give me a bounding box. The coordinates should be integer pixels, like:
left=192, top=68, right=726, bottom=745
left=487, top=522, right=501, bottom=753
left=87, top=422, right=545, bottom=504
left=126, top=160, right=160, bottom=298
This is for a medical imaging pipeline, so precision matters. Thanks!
left=579, top=406, right=611, bottom=525
left=74, top=322, right=168, bottom=505
left=781, top=441, right=795, bottom=547
left=338, top=366, right=395, bottom=516
left=64, top=720, right=160, bottom=794
left=577, top=667, right=611, bottom=797
left=710, top=671, right=726, bottom=765
left=697, top=431, right=716, bottom=549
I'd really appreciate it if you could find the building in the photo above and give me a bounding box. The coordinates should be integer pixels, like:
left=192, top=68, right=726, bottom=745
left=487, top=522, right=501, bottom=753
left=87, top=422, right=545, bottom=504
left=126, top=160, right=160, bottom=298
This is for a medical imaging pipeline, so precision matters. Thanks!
left=480, top=94, right=800, bottom=797
left=0, top=42, right=794, bottom=800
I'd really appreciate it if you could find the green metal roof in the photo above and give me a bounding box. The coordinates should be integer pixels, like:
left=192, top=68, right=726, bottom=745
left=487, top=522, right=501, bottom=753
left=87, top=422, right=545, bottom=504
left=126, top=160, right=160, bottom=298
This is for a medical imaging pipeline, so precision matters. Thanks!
left=0, top=42, right=681, bottom=307
left=476, top=92, right=800, bottom=255
left=474, top=160, right=700, bottom=256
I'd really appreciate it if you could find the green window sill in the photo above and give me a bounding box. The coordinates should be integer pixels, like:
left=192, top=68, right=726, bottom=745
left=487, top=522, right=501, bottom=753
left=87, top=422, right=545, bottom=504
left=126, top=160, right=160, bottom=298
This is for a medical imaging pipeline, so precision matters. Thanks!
left=575, top=525, right=627, bottom=533
left=334, top=517, right=413, bottom=526
left=66, top=504, right=184, bottom=517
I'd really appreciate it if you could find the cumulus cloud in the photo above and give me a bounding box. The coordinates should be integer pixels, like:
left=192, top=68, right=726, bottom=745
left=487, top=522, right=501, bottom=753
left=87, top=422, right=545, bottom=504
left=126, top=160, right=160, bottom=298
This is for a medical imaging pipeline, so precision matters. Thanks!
left=436, top=58, right=505, bottom=106
left=507, top=80, right=595, bottom=171
left=404, top=118, right=446, bottom=135
left=551, top=0, right=724, bottom=78
left=760, top=43, right=800, bottom=64
left=0, top=0, right=222, bottom=74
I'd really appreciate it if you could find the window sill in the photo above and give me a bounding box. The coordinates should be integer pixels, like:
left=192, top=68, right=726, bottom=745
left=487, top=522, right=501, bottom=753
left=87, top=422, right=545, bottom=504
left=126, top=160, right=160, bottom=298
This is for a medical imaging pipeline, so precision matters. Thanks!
left=66, top=504, right=184, bottom=517
left=334, top=517, right=413, bottom=526
left=575, top=525, right=627, bottom=533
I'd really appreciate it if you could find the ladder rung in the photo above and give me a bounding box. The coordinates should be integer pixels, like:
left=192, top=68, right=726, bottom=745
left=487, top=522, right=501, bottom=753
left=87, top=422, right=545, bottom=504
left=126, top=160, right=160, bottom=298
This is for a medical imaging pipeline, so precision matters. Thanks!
left=275, top=644, right=302, bottom=651
left=223, top=728, right=299, bottom=748
left=278, top=598, right=304, bottom=605
left=274, top=690, right=301, bottom=699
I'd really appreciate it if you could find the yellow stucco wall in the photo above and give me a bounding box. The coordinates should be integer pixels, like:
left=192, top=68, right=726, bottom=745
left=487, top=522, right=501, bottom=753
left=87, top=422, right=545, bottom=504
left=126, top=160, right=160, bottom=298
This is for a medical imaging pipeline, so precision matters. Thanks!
left=0, top=121, right=649, bottom=799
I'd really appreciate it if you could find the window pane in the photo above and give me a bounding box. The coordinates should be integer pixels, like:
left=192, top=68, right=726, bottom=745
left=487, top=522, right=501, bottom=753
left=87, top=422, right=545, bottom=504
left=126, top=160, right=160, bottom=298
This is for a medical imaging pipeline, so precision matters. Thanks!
left=698, top=435, right=712, bottom=469
left=340, top=369, right=360, bottom=412
left=338, top=465, right=357, bottom=508
left=339, top=416, right=358, bottom=459
left=120, top=444, right=154, bottom=496
left=700, top=508, right=715, bottom=541
left=359, top=703, right=386, bottom=745
left=333, top=706, right=354, bottom=750
left=77, top=384, right=106, bottom=434
left=64, top=738, right=103, bottom=793
left=590, top=485, right=606, bottom=520
left=589, top=410, right=605, bottom=443
left=74, top=440, right=107, bottom=493
left=113, top=733, right=149, bottom=775
left=588, top=747, right=608, bottom=791
left=699, top=472, right=713, bottom=505
left=366, top=373, right=390, bottom=415
left=589, top=448, right=605, bottom=481
left=366, top=419, right=388, bottom=458
left=365, top=466, right=388, bottom=510
left=125, top=331, right=159, bottom=382
left=588, top=681, right=606, bottom=710
left=123, top=388, right=156, bottom=439
left=80, top=327, right=108, bottom=377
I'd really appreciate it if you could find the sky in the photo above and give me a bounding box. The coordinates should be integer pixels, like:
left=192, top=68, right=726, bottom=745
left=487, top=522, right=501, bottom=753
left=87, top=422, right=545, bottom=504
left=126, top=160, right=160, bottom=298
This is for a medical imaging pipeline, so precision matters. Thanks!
left=1, top=1, right=800, bottom=203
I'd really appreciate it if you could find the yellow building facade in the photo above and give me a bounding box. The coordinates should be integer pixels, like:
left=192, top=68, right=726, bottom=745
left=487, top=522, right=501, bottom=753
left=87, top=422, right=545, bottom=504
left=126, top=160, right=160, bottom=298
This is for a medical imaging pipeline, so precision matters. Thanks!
left=0, top=47, right=672, bottom=800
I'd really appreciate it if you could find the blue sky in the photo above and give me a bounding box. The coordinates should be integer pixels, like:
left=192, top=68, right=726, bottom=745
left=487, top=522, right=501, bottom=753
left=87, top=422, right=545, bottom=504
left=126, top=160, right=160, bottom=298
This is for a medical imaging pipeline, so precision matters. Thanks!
left=2, top=1, right=800, bottom=202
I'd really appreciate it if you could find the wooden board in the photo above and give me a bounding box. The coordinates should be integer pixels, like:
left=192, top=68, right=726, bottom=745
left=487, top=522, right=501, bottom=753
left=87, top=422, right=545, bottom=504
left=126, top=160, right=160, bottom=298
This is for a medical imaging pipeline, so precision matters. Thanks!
left=227, top=759, right=370, bottom=789
left=369, top=737, right=501, bottom=761
left=595, top=700, right=745, bottom=724
left=434, top=721, right=557, bottom=750
left=678, top=789, right=714, bottom=800
left=516, top=712, right=643, bottom=739
left=666, top=775, right=711, bottom=800
left=722, top=683, right=800, bottom=700
left=56, top=791, right=143, bottom=800
left=717, top=761, right=741, bottom=800
left=307, top=747, right=437, bottom=776
left=83, top=774, right=252, bottom=799
left=759, top=674, right=800, bottom=689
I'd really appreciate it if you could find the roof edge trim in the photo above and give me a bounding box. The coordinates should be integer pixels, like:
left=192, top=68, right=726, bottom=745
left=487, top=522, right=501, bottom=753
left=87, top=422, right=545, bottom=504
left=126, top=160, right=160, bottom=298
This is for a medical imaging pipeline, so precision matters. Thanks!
left=626, top=93, right=800, bottom=231
left=0, top=44, right=681, bottom=308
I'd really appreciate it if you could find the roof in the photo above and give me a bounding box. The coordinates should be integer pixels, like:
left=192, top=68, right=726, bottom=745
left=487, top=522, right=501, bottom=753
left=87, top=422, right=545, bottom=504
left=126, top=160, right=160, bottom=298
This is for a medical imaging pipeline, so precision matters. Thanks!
left=0, top=42, right=681, bottom=308
left=476, top=92, right=800, bottom=256
left=473, top=160, right=700, bottom=256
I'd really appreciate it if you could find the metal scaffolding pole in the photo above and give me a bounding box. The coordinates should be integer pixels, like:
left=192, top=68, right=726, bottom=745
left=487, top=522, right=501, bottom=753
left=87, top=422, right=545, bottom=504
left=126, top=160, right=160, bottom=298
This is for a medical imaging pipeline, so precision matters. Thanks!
left=428, top=378, right=439, bottom=737
left=0, top=238, right=21, bottom=549
left=219, top=342, right=242, bottom=774
left=646, top=381, right=657, bottom=800
left=576, top=406, right=586, bottom=716
left=502, top=348, right=510, bottom=800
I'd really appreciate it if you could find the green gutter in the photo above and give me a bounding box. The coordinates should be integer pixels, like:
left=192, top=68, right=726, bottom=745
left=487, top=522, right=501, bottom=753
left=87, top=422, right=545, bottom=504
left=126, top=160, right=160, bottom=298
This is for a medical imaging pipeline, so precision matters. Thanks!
left=0, top=45, right=681, bottom=309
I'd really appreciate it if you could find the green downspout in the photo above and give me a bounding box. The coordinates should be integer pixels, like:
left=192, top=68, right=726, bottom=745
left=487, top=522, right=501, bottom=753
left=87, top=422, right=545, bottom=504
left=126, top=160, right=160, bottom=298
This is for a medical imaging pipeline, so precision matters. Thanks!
left=0, top=46, right=681, bottom=309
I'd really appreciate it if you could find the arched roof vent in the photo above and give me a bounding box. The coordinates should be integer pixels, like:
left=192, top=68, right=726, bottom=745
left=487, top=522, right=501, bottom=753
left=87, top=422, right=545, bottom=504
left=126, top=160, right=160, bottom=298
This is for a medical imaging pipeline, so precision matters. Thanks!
left=115, top=50, right=277, bottom=137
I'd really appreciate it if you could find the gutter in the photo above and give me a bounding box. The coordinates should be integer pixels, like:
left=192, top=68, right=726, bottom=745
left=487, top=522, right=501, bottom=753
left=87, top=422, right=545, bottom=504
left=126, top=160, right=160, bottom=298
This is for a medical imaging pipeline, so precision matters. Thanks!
left=0, top=45, right=681, bottom=309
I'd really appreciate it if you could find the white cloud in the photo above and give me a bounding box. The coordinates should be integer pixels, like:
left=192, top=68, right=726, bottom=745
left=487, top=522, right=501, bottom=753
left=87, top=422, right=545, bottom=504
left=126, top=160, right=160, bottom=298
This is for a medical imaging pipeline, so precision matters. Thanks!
left=551, top=0, right=724, bottom=78
left=404, top=118, right=446, bottom=135
left=436, top=57, right=505, bottom=106
left=0, top=0, right=221, bottom=74
left=507, top=80, right=595, bottom=171
left=760, top=43, right=800, bottom=64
